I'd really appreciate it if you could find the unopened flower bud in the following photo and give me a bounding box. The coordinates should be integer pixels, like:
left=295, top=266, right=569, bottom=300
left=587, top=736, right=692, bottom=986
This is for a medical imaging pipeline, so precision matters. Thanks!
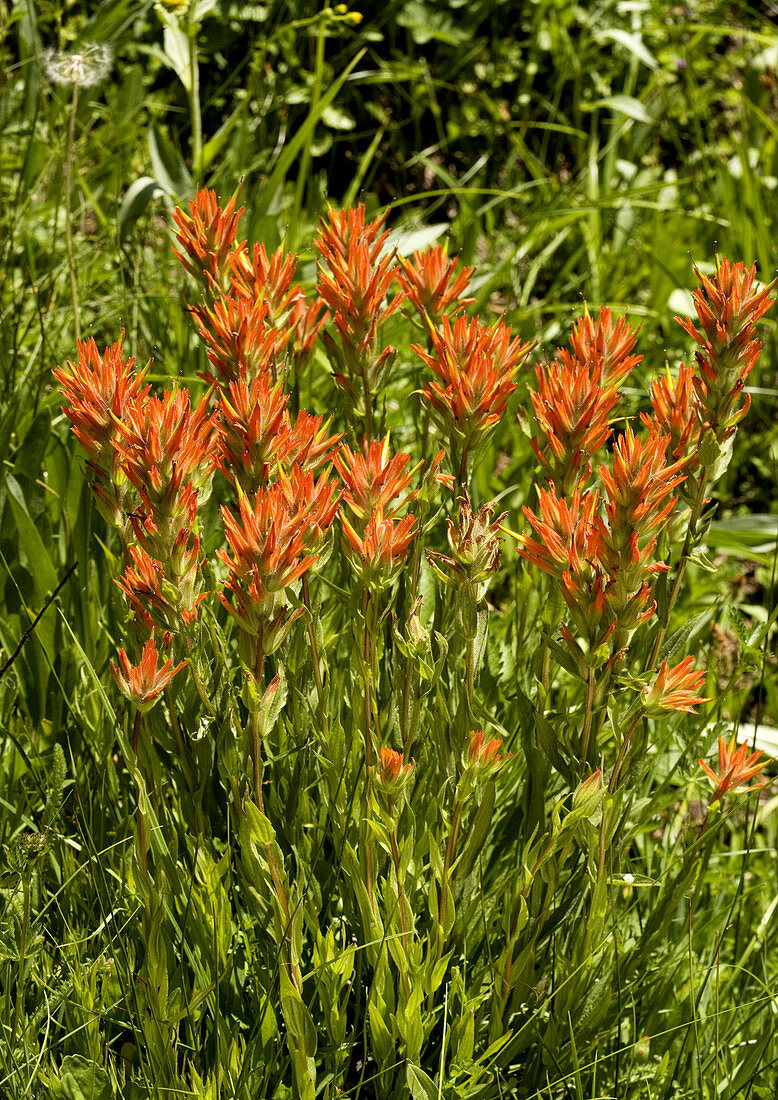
left=572, top=768, right=604, bottom=819
left=376, top=747, right=414, bottom=793
left=466, top=731, right=506, bottom=775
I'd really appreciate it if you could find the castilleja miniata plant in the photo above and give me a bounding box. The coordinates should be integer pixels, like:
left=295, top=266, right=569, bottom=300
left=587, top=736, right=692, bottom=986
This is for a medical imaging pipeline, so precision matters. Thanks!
left=52, top=190, right=776, bottom=1098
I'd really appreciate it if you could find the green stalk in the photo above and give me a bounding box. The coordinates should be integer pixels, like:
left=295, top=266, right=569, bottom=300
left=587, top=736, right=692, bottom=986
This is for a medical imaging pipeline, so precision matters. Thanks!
left=65, top=83, right=80, bottom=343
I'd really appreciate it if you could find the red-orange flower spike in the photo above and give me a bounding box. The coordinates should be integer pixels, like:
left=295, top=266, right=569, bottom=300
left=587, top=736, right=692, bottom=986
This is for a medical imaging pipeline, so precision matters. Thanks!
left=117, top=545, right=205, bottom=633
left=54, top=336, right=149, bottom=527
left=467, top=730, right=506, bottom=774
left=111, top=637, right=186, bottom=715
left=642, top=362, right=703, bottom=461
left=171, top=188, right=244, bottom=296
left=217, top=373, right=289, bottom=490
left=565, top=307, right=642, bottom=388
left=119, top=387, right=216, bottom=490
left=218, top=474, right=335, bottom=632
left=195, top=295, right=283, bottom=385
left=520, top=485, right=601, bottom=582
left=334, top=437, right=419, bottom=527
left=279, top=465, right=342, bottom=552
left=231, top=242, right=305, bottom=324
left=55, top=336, right=146, bottom=461
left=316, top=205, right=402, bottom=420
left=281, top=412, right=342, bottom=474
left=598, top=426, right=687, bottom=543
left=529, top=357, right=619, bottom=493
left=677, top=258, right=776, bottom=434
left=416, top=314, right=531, bottom=454
left=396, top=246, right=474, bottom=324
left=700, top=736, right=770, bottom=802
left=643, top=656, right=707, bottom=715
left=340, top=510, right=417, bottom=586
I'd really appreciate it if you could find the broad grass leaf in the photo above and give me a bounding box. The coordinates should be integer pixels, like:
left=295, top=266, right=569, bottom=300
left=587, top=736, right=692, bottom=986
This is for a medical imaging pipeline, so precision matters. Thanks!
left=60, top=1055, right=112, bottom=1100
left=119, top=177, right=166, bottom=240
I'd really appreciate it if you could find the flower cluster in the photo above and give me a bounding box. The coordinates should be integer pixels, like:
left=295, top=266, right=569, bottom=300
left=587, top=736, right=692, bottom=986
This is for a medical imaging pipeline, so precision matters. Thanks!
left=700, top=736, right=770, bottom=803
left=218, top=472, right=340, bottom=664
left=56, top=339, right=216, bottom=644
left=521, top=422, right=687, bottom=661
left=335, top=436, right=420, bottom=588
left=415, top=314, right=531, bottom=468
left=316, top=205, right=402, bottom=426
left=54, top=336, right=149, bottom=530
left=396, top=245, right=474, bottom=326
left=529, top=307, right=640, bottom=494
left=677, top=258, right=776, bottom=437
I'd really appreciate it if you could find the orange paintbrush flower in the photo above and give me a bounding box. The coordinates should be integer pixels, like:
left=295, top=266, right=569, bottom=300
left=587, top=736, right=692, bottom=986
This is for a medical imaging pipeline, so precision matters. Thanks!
left=340, top=509, right=416, bottom=587
left=530, top=308, right=639, bottom=493
left=597, top=426, right=687, bottom=552
left=416, top=314, right=531, bottom=457
left=316, top=204, right=402, bottom=425
left=677, top=258, right=776, bottom=434
left=529, top=358, right=618, bottom=494
left=335, top=436, right=419, bottom=527
left=171, top=187, right=244, bottom=296
left=54, top=336, right=149, bottom=527
left=116, top=387, right=216, bottom=501
left=218, top=471, right=338, bottom=640
left=643, top=656, right=707, bottom=715
left=396, top=246, right=474, bottom=324
left=110, top=637, right=186, bottom=715
left=700, top=735, right=771, bottom=803
left=117, top=544, right=205, bottom=633
left=195, top=294, right=284, bottom=385
left=376, top=747, right=414, bottom=792
left=642, top=362, right=703, bottom=462
left=217, top=373, right=289, bottom=489
left=466, top=731, right=507, bottom=775
left=231, top=241, right=305, bottom=325
left=565, top=306, right=642, bottom=388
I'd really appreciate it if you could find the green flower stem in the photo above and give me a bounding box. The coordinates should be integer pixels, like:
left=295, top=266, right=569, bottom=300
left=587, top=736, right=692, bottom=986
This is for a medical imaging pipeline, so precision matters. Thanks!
left=302, top=573, right=328, bottom=743
left=65, top=83, right=81, bottom=343
left=436, top=799, right=462, bottom=964
left=387, top=796, right=412, bottom=1001
left=649, top=469, right=710, bottom=669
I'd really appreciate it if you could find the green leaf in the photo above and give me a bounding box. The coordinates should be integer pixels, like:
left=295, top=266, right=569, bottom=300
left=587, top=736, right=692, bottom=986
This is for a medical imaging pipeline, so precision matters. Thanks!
left=148, top=125, right=193, bottom=199
left=60, top=1055, right=112, bottom=1100
left=586, top=95, right=652, bottom=124
left=406, top=1062, right=438, bottom=1100
left=385, top=223, right=449, bottom=257
left=597, top=29, right=658, bottom=69
left=5, top=473, right=58, bottom=596
left=118, top=176, right=166, bottom=240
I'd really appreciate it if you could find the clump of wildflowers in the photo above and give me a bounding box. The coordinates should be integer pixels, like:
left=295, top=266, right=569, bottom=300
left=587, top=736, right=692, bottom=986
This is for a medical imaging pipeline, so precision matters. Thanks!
left=376, top=747, right=414, bottom=794
left=54, top=336, right=149, bottom=531
left=529, top=308, right=640, bottom=494
left=172, top=187, right=245, bottom=298
left=677, top=258, right=776, bottom=437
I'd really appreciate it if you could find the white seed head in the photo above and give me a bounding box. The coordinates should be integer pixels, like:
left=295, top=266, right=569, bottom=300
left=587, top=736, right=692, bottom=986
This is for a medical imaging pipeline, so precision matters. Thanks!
left=43, top=43, right=113, bottom=88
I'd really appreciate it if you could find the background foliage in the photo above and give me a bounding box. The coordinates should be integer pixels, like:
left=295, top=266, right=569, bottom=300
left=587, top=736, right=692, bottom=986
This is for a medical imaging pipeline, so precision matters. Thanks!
left=1, top=0, right=778, bottom=1097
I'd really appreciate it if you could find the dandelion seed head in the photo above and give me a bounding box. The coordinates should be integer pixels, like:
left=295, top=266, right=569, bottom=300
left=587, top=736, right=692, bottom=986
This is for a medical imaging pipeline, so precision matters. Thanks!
left=44, top=42, right=113, bottom=88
